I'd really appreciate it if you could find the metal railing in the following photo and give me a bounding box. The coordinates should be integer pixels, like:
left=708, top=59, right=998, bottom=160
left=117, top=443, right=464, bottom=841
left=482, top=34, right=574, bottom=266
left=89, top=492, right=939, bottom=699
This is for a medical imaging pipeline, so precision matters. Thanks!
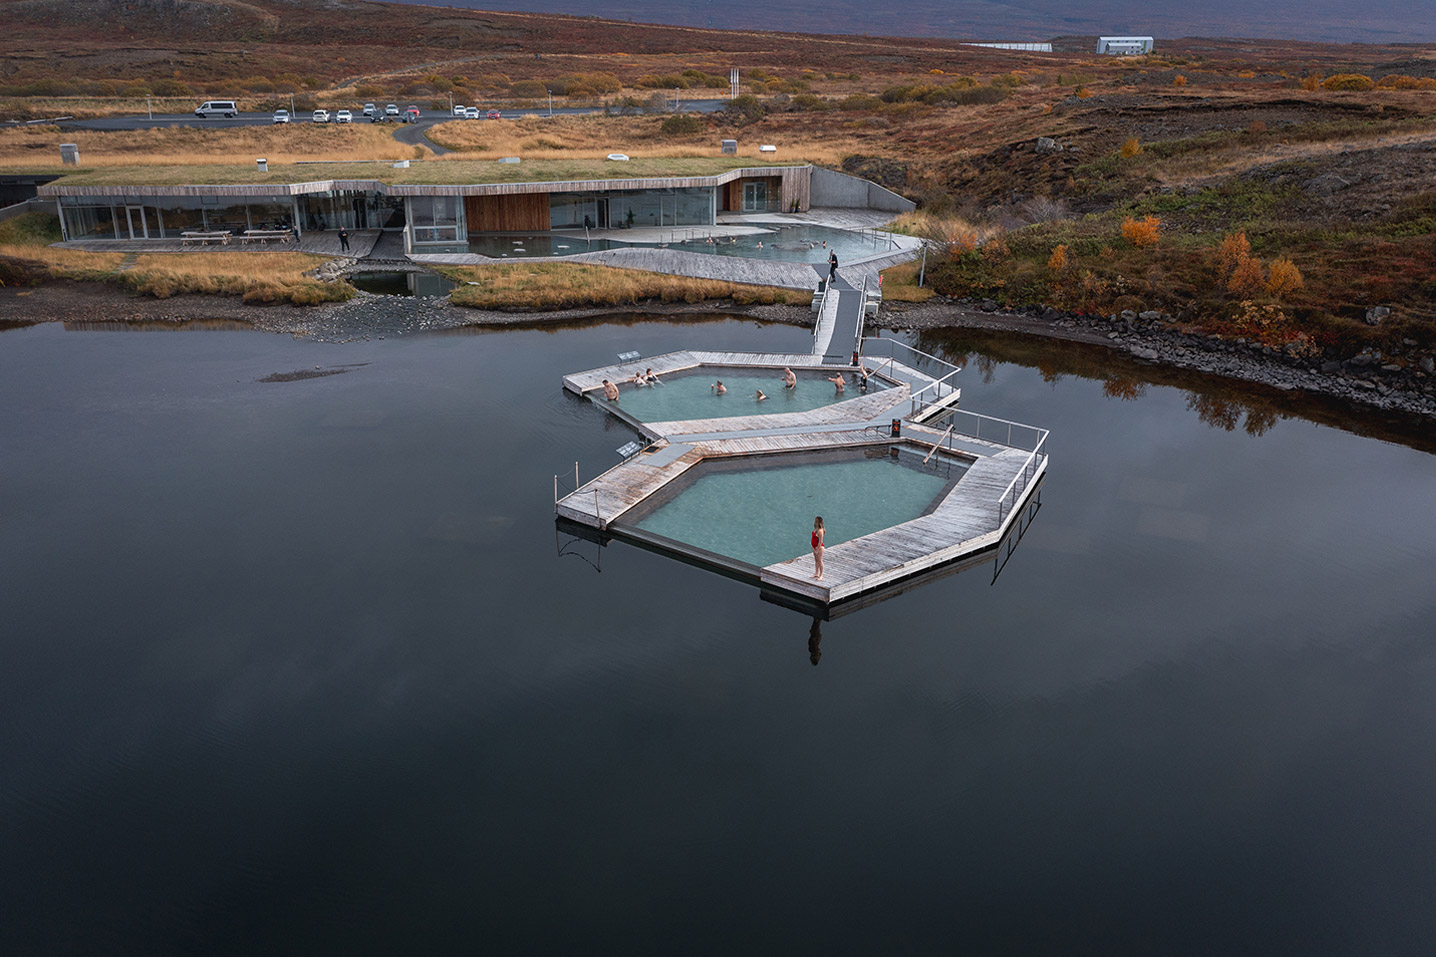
left=924, top=407, right=1050, bottom=524
left=858, top=336, right=963, bottom=417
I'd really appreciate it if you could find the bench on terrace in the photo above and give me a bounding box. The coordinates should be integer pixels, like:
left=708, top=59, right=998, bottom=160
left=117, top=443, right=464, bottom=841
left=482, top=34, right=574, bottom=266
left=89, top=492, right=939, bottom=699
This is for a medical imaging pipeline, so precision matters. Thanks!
left=180, top=230, right=231, bottom=246
left=240, top=228, right=293, bottom=245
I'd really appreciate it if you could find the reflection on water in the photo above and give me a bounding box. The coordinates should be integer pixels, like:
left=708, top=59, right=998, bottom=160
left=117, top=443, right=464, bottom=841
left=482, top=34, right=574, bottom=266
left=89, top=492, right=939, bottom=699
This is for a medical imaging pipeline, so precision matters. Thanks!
left=916, top=326, right=1436, bottom=453
left=60, top=318, right=258, bottom=333
left=2, top=315, right=1435, bottom=953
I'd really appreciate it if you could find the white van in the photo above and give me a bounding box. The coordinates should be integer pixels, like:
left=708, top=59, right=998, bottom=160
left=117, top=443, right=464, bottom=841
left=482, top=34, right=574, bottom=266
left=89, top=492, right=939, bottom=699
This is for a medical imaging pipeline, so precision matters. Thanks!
left=194, top=100, right=239, bottom=118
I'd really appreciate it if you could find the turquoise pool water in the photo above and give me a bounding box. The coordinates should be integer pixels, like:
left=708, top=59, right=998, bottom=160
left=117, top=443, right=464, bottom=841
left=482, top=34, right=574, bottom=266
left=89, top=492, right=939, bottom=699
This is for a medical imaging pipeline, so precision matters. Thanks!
left=467, top=224, right=903, bottom=264
left=630, top=448, right=964, bottom=568
left=600, top=368, right=887, bottom=422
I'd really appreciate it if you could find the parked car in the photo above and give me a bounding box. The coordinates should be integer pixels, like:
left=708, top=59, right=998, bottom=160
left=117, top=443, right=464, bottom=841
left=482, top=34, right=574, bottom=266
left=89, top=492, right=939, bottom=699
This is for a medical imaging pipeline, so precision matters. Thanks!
left=272, top=109, right=290, bottom=124
left=334, top=110, right=353, bottom=124
left=195, top=100, right=239, bottom=118
left=486, top=109, right=501, bottom=120
left=453, top=104, right=468, bottom=116
left=404, top=106, right=421, bottom=122
left=384, top=104, right=400, bottom=116
left=465, top=107, right=479, bottom=120
left=362, top=103, right=376, bottom=117
left=312, top=109, right=330, bottom=123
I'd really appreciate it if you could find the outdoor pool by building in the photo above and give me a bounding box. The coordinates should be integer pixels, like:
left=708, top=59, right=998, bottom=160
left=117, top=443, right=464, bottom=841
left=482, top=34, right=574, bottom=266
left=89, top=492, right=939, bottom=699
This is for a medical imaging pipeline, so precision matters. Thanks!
left=597, top=367, right=888, bottom=422
left=467, top=223, right=904, bottom=263
left=628, top=446, right=965, bottom=568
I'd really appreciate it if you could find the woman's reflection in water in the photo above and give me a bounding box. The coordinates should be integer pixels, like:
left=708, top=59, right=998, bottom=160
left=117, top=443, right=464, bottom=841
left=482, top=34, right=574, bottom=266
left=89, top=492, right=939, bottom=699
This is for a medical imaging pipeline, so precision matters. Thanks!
left=808, top=617, right=822, bottom=666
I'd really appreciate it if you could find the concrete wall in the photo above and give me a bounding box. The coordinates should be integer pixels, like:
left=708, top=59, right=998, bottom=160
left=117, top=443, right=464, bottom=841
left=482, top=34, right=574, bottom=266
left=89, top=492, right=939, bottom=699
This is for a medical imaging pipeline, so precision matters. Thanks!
left=809, top=168, right=915, bottom=214
left=0, top=196, right=52, bottom=225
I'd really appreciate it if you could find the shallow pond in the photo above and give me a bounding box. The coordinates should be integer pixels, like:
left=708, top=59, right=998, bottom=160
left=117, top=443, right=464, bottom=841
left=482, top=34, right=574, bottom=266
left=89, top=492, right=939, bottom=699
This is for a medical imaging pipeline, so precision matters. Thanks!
left=2, top=314, right=1434, bottom=953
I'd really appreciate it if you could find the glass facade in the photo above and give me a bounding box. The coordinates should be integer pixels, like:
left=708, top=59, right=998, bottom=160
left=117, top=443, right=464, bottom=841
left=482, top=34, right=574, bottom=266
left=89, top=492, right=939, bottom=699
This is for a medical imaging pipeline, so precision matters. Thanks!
left=547, top=188, right=715, bottom=230
left=58, top=195, right=298, bottom=240
left=298, top=190, right=398, bottom=232
left=408, top=196, right=463, bottom=244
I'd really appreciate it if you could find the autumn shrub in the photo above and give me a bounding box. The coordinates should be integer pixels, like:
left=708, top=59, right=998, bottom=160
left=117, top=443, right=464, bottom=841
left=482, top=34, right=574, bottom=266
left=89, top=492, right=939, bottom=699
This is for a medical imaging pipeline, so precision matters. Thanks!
left=1227, top=256, right=1266, bottom=297
left=1047, top=244, right=1070, bottom=272
left=1119, top=137, right=1141, bottom=158
left=509, top=80, right=547, bottom=98
left=1375, top=74, right=1436, bottom=90
left=1121, top=215, right=1161, bottom=247
left=1300, top=74, right=1322, bottom=91
left=1173, top=75, right=1187, bottom=87
left=659, top=114, right=705, bottom=135
left=1322, top=74, right=1375, bottom=92
left=1266, top=257, right=1304, bottom=296
left=1216, top=231, right=1252, bottom=274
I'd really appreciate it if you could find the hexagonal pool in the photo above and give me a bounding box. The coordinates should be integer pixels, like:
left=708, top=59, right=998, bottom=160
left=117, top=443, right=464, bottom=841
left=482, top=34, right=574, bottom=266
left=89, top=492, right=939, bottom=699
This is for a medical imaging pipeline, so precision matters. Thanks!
left=599, top=367, right=888, bottom=422
left=620, top=445, right=968, bottom=570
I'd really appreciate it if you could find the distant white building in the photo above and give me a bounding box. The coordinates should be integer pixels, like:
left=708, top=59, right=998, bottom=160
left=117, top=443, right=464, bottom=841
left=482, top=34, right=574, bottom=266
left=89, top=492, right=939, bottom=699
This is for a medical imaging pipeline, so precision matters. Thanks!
left=963, top=42, right=1054, bottom=52
left=1097, top=36, right=1155, bottom=55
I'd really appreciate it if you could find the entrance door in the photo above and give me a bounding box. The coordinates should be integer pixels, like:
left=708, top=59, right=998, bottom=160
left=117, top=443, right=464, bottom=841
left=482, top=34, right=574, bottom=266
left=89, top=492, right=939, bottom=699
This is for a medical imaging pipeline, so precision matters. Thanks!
left=596, top=198, right=609, bottom=229
left=742, top=181, right=767, bottom=212
left=124, top=205, right=150, bottom=240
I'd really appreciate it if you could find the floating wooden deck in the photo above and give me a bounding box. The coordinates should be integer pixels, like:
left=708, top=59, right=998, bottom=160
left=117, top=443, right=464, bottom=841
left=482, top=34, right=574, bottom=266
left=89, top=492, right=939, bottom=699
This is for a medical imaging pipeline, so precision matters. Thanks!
left=555, top=293, right=1046, bottom=606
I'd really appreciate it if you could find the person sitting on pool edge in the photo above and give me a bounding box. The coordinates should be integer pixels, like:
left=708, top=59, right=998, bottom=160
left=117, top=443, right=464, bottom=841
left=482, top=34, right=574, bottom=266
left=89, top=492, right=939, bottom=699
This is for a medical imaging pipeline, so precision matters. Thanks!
left=602, top=379, right=620, bottom=401
left=825, top=373, right=845, bottom=393
left=781, top=368, right=797, bottom=389
left=711, top=380, right=726, bottom=395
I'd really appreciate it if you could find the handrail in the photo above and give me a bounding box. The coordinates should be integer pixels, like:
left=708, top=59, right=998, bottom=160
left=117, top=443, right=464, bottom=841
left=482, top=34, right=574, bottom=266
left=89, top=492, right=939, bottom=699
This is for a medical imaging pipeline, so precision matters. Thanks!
left=996, top=433, right=1047, bottom=523
left=854, top=275, right=868, bottom=350
left=923, top=424, right=954, bottom=464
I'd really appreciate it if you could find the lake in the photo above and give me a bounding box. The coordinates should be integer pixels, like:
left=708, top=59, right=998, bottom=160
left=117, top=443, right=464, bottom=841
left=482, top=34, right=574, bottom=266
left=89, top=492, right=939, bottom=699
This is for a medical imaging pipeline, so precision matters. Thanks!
left=2, top=314, right=1434, bottom=954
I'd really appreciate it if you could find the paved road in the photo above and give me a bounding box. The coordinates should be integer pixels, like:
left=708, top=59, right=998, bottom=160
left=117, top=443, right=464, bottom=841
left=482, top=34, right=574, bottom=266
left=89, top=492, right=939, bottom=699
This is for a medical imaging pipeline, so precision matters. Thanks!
left=56, top=100, right=730, bottom=133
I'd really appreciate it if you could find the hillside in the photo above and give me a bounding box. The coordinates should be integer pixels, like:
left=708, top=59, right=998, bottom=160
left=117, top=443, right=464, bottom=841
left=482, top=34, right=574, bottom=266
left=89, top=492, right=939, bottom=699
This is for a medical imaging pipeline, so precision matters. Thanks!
left=3, top=0, right=1435, bottom=371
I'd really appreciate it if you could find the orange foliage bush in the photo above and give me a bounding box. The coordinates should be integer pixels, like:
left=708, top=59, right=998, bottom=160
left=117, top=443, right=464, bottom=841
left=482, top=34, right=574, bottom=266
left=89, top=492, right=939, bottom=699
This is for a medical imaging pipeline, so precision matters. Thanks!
left=1119, top=137, right=1141, bottom=158
left=1047, top=244, right=1070, bottom=271
left=1300, top=74, right=1322, bottom=91
left=1121, top=215, right=1161, bottom=247
left=1376, top=74, right=1436, bottom=90
left=1217, top=231, right=1251, bottom=275
left=1227, top=256, right=1266, bottom=297
left=1322, top=74, right=1375, bottom=91
left=1266, top=257, right=1304, bottom=296
left=1172, top=75, right=1186, bottom=87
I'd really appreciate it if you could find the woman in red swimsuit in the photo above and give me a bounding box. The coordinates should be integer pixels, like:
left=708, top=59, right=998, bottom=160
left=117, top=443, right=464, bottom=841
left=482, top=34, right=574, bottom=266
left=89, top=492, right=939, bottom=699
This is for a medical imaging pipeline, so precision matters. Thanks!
left=811, top=516, right=825, bottom=581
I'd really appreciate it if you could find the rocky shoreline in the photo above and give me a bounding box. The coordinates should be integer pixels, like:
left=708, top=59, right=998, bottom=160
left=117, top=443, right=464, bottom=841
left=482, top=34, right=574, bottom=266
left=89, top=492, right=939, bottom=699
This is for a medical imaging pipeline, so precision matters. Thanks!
left=4, top=279, right=1433, bottom=419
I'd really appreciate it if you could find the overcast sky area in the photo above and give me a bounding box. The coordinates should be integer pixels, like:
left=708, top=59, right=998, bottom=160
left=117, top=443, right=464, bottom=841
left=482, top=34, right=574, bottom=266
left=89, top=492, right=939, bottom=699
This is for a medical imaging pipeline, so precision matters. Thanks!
left=390, top=0, right=1436, bottom=44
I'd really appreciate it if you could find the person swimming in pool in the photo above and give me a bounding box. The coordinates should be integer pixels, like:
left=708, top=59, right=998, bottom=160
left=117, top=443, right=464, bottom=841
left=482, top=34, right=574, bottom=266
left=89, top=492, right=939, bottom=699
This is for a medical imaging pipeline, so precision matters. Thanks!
left=826, top=373, right=845, bottom=393
left=644, top=368, right=662, bottom=386
left=631, top=371, right=647, bottom=388
left=781, top=368, right=797, bottom=389
left=755, top=389, right=767, bottom=401
left=712, top=380, right=726, bottom=395
left=602, top=379, right=620, bottom=401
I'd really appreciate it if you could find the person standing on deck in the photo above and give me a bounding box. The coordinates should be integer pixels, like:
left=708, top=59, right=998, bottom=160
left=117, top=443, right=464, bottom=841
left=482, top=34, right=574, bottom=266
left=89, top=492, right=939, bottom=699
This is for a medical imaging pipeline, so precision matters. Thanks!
left=811, top=516, right=826, bottom=581
left=828, top=250, right=838, bottom=281
left=338, top=227, right=350, bottom=252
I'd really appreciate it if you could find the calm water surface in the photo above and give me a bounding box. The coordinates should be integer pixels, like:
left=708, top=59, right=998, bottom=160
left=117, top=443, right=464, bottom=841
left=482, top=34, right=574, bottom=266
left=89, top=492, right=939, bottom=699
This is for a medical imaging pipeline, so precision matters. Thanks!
left=2, top=314, right=1435, bottom=954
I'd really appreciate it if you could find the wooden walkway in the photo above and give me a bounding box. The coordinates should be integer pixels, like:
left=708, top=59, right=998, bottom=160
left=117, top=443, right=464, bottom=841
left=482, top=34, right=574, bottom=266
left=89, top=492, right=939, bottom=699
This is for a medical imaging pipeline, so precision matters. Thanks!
left=555, top=295, right=1048, bottom=606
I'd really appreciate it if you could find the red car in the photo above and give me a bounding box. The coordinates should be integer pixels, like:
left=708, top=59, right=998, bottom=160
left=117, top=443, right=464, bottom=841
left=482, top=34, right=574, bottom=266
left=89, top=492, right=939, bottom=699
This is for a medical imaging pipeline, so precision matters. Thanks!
left=404, top=106, right=421, bottom=122
left=486, top=110, right=501, bottom=120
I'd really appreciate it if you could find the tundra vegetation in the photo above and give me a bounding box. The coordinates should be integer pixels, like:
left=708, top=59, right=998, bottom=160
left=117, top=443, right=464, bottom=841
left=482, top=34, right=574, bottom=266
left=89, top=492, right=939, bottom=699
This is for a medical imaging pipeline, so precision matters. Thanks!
left=0, top=0, right=1432, bottom=366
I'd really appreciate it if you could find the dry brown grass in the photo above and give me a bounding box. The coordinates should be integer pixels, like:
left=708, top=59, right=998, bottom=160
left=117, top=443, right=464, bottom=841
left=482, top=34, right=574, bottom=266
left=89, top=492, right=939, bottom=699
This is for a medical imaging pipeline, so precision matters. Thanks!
left=428, top=113, right=845, bottom=165
left=875, top=261, right=934, bottom=302
left=0, top=123, right=424, bottom=168
left=438, top=261, right=801, bottom=310
left=124, top=251, right=351, bottom=304
left=0, top=244, right=125, bottom=279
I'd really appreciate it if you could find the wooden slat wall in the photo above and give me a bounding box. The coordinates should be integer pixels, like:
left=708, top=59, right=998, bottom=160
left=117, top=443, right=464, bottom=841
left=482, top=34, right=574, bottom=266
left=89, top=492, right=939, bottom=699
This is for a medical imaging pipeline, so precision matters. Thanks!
left=464, top=193, right=549, bottom=232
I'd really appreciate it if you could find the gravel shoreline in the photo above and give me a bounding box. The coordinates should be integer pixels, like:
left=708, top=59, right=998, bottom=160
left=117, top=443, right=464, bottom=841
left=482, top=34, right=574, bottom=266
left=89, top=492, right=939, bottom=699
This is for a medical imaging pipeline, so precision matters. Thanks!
left=5, top=280, right=1432, bottom=418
